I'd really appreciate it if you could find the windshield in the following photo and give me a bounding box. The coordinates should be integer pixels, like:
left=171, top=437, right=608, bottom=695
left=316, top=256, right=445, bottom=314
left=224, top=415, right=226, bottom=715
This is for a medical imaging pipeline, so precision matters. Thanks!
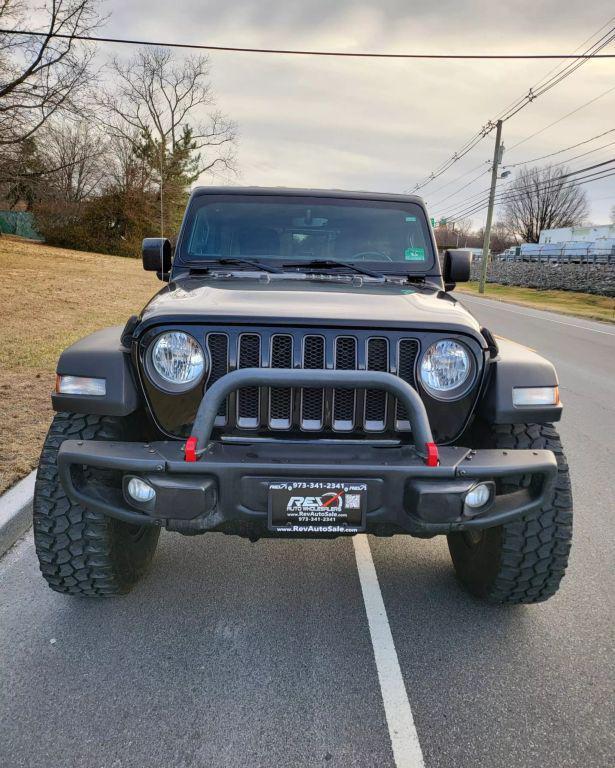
left=178, top=195, right=435, bottom=272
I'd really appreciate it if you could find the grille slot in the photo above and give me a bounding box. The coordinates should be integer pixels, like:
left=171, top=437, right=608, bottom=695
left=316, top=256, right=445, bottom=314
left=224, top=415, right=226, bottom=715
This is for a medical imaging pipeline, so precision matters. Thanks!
left=206, top=333, right=229, bottom=423
left=269, top=335, right=293, bottom=429
left=237, top=334, right=261, bottom=428
left=365, top=338, right=388, bottom=431
left=197, top=330, right=423, bottom=436
left=301, top=335, right=325, bottom=430
left=396, top=339, right=419, bottom=430
left=333, top=336, right=357, bottom=431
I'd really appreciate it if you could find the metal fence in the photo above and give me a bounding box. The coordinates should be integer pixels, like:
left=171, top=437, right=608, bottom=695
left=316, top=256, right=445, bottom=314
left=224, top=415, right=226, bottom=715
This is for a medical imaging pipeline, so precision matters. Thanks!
left=496, top=244, right=615, bottom=265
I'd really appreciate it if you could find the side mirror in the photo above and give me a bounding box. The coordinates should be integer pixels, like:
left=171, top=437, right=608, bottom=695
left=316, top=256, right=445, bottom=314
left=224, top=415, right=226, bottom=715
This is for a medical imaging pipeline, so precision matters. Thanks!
left=442, top=249, right=471, bottom=291
left=142, top=238, right=172, bottom=278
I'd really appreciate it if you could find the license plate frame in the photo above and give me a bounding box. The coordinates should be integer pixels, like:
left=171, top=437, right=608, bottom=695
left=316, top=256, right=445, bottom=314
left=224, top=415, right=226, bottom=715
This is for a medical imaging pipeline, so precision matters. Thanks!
left=267, top=480, right=367, bottom=534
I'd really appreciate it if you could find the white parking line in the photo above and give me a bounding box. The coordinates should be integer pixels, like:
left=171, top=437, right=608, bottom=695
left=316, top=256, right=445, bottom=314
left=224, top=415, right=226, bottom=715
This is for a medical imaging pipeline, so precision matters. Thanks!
left=459, top=294, right=615, bottom=337
left=353, top=535, right=425, bottom=768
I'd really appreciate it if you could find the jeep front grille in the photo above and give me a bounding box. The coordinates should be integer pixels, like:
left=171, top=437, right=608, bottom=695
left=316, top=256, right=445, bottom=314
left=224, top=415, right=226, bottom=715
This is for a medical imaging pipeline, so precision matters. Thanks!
left=204, top=328, right=419, bottom=435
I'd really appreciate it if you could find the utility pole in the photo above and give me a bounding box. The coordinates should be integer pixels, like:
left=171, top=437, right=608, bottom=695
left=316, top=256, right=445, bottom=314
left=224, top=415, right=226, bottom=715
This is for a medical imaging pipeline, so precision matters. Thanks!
left=479, top=119, right=504, bottom=294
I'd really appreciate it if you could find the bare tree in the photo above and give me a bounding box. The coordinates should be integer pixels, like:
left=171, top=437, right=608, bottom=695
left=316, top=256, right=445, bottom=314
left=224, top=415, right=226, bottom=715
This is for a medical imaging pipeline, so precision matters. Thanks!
left=490, top=221, right=517, bottom=254
left=40, top=120, right=108, bottom=203
left=434, top=218, right=474, bottom=248
left=100, top=47, right=237, bottom=234
left=0, top=119, right=108, bottom=210
left=104, top=48, right=237, bottom=180
left=610, top=205, right=615, bottom=224
left=453, top=218, right=473, bottom=247
left=0, top=0, right=103, bottom=146
left=105, top=132, right=154, bottom=196
left=0, top=136, right=44, bottom=208
left=503, top=164, right=588, bottom=243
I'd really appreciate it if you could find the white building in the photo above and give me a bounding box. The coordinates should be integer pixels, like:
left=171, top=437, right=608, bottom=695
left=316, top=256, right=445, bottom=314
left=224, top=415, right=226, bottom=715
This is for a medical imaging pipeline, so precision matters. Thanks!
left=539, top=224, right=615, bottom=244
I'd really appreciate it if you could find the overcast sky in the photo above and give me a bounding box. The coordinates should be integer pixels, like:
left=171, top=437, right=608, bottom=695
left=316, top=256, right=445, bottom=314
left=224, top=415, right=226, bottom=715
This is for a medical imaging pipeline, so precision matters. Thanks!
left=100, top=1, right=614, bottom=226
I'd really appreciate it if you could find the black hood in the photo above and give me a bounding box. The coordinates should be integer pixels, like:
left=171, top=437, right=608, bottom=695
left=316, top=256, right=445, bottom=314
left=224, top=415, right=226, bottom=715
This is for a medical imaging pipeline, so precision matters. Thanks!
left=138, top=275, right=483, bottom=341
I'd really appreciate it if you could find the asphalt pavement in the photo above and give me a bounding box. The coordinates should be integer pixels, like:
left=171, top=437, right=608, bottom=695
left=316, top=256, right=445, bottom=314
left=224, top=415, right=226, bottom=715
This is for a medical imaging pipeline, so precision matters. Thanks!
left=1, top=294, right=614, bottom=768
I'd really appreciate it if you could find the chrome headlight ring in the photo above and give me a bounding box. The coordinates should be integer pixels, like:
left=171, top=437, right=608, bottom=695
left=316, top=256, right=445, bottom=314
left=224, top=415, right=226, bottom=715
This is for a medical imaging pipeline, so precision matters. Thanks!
left=418, top=338, right=476, bottom=401
left=145, top=331, right=207, bottom=393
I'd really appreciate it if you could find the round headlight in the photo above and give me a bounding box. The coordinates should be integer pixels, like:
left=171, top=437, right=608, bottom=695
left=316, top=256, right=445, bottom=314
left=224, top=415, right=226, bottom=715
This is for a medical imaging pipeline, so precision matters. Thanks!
left=419, top=339, right=474, bottom=400
left=148, top=331, right=205, bottom=390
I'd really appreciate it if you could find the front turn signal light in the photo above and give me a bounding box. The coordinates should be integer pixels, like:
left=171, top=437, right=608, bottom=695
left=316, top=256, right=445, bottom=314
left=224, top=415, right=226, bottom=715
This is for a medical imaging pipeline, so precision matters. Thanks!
left=56, top=375, right=106, bottom=396
left=512, top=386, right=559, bottom=407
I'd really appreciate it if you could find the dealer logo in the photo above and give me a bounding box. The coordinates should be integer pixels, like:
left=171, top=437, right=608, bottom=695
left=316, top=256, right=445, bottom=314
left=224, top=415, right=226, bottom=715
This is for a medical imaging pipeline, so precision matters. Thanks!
left=287, top=490, right=344, bottom=512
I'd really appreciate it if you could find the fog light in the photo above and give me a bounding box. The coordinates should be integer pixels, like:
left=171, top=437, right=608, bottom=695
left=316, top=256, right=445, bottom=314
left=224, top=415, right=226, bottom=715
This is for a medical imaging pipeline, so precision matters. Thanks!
left=465, top=483, right=491, bottom=509
left=127, top=477, right=156, bottom=503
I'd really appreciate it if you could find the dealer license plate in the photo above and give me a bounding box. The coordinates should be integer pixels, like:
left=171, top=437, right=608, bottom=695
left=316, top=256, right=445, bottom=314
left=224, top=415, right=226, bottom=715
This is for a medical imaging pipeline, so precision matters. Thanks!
left=268, top=481, right=367, bottom=534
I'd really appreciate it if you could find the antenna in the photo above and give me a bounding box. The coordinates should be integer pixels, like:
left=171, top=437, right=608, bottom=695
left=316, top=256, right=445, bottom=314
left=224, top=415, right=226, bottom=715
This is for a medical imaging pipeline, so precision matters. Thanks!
left=159, top=139, right=164, bottom=275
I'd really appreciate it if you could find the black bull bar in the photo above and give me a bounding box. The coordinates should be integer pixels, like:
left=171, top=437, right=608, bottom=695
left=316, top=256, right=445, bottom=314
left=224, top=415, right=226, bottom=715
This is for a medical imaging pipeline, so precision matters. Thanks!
left=57, top=369, right=558, bottom=536
left=186, top=368, right=436, bottom=462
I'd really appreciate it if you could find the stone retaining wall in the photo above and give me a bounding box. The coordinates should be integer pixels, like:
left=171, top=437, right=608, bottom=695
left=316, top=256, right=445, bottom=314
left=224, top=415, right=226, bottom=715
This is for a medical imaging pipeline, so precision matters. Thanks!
left=469, top=261, right=615, bottom=297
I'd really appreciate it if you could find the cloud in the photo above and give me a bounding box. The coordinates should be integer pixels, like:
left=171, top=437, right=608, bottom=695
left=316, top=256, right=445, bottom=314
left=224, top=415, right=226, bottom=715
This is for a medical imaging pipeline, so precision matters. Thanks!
left=102, top=1, right=615, bottom=223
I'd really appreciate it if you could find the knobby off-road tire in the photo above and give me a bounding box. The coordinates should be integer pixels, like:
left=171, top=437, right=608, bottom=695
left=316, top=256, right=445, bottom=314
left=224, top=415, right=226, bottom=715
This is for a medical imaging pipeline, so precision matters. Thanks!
left=33, top=412, right=160, bottom=596
left=447, top=423, right=573, bottom=604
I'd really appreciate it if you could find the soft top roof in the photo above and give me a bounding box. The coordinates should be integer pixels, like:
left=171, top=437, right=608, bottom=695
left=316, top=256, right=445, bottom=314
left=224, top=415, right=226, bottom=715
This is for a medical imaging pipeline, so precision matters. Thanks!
left=190, top=186, right=426, bottom=207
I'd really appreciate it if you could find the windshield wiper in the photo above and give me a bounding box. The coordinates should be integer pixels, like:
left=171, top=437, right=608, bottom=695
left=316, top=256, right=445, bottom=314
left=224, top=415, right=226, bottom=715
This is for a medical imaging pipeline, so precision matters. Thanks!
left=407, top=275, right=442, bottom=291
left=280, top=259, right=384, bottom=279
left=185, top=258, right=282, bottom=274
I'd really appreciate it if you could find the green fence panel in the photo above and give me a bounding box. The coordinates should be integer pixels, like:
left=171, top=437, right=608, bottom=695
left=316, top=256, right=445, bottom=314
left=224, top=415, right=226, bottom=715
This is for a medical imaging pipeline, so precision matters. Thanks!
left=0, top=211, right=43, bottom=240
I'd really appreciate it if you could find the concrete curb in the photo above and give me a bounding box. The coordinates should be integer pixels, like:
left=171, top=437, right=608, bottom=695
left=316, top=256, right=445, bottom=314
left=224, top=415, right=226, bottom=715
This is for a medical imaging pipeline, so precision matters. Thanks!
left=0, top=470, right=36, bottom=558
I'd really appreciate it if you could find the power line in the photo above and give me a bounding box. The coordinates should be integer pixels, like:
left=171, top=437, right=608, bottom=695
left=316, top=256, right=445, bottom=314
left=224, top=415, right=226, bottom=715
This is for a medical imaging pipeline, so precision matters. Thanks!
left=445, top=162, right=615, bottom=221
left=408, top=131, right=490, bottom=193
left=432, top=88, right=615, bottom=213
left=446, top=170, right=615, bottom=223
left=437, top=184, right=506, bottom=220
left=522, top=138, right=615, bottom=168
left=476, top=170, right=615, bottom=219
left=494, top=25, right=615, bottom=122
left=442, top=159, right=615, bottom=219
left=427, top=167, right=491, bottom=208
left=3, top=28, right=615, bottom=59
left=507, top=84, right=615, bottom=151
left=408, top=20, right=615, bottom=192
left=435, top=136, right=615, bottom=217
left=446, top=169, right=614, bottom=222
left=503, top=128, right=615, bottom=167
left=490, top=16, right=615, bottom=121
left=420, top=161, right=488, bottom=198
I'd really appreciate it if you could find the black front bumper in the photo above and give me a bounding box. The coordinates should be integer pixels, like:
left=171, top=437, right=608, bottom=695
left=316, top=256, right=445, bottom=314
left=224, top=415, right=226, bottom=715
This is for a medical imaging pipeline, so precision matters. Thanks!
left=57, top=368, right=557, bottom=538
left=57, top=438, right=557, bottom=538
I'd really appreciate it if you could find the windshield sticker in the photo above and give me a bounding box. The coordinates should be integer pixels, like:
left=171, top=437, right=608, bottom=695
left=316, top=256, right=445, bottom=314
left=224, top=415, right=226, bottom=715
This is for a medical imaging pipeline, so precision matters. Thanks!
left=405, top=216, right=417, bottom=222
left=404, top=247, right=425, bottom=261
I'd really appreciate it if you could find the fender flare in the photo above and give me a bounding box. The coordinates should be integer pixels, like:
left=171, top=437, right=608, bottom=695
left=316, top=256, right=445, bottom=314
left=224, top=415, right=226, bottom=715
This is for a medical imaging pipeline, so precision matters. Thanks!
left=479, top=337, right=562, bottom=424
left=52, top=326, right=141, bottom=416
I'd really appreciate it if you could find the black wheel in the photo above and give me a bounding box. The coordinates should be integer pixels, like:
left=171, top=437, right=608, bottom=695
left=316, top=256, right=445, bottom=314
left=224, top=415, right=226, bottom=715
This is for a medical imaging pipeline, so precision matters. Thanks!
left=33, top=412, right=160, bottom=597
left=447, top=423, right=573, bottom=604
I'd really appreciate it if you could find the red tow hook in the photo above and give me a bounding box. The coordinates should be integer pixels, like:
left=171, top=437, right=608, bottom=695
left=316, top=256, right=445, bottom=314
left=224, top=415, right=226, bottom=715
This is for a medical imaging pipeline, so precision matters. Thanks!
left=184, top=436, right=198, bottom=463
left=425, top=442, right=439, bottom=467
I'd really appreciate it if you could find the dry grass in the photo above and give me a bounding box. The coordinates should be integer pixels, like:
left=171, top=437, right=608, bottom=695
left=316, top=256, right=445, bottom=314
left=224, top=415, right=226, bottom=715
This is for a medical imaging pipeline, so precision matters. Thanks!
left=457, top=282, right=615, bottom=324
left=0, top=236, right=156, bottom=494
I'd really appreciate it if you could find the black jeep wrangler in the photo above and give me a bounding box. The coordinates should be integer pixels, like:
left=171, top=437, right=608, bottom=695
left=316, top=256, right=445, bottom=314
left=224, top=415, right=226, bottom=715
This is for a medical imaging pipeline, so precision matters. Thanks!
left=33, top=188, right=572, bottom=603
